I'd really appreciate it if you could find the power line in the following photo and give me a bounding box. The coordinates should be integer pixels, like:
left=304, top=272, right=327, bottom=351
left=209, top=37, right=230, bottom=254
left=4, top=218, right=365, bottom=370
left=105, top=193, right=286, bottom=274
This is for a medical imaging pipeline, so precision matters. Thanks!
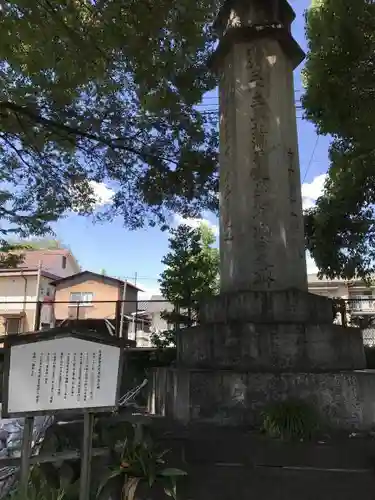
left=302, top=135, right=320, bottom=183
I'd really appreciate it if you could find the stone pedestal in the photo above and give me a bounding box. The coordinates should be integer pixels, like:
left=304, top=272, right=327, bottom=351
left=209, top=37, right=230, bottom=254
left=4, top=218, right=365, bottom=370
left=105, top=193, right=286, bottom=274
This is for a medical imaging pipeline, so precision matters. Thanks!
left=178, top=289, right=365, bottom=372
left=149, top=0, right=375, bottom=430
left=150, top=289, right=370, bottom=429
left=151, top=367, right=375, bottom=430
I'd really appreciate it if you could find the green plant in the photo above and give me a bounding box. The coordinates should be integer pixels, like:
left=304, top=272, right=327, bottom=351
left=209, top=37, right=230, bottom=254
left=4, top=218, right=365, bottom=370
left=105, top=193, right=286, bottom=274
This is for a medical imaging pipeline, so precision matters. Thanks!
left=157, top=223, right=219, bottom=342
left=5, top=465, right=80, bottom=500
left=261, top=400, right=320, bottom=441
left=96, top=422, right=186, bottom=500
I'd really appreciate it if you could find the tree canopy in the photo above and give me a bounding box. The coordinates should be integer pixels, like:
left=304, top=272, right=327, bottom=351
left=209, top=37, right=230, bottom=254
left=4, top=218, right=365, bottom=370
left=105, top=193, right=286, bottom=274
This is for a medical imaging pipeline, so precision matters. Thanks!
left=153, top=222, right=219, bottom=347
left=303, top=0, right=375, bottom=281
left=0, top=0, right=219, bottom=241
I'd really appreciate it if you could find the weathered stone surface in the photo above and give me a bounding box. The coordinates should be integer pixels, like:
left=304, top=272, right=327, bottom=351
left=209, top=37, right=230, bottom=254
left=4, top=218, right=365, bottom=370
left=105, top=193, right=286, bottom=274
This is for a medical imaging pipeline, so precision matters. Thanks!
left=217, top=12, right=307, bottom=293
left=177, top=322, right=365, bottom=372
left=199, top=288, right=333, bottom=324
left=213, top=0, right=297, bottom=36
left=150, top=368, right=375, bottom=430
left=151, top=0, right=369, bottom=435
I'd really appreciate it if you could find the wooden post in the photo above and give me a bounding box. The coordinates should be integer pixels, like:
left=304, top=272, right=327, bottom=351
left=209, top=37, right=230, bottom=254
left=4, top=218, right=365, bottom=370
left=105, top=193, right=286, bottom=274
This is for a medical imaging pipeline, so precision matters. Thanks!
left=79, top=412, right=94, bottom=500
left=134, top=299, right=139, bottom=345
left=33, top=301, right=42, bottom=331
left=115, top=300, right=121, bottom=338
left=19, top=415, right=34, bottom=499
left=119, top=282, right=128, bottom=339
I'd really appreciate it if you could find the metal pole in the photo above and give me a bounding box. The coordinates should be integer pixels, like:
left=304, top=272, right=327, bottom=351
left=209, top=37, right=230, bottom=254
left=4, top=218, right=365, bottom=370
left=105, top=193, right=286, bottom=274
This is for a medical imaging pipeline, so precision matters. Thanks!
left=115, top=301, right=121, bottom=338
left=79, top=412, right=94, bottom=500
left=33, top=261, right=42, bottom=331
left=20, top=415, right=34, bottom=499
left=119, top=281, right=128, bottom=339
left=135, top=299, right=138, bottom=346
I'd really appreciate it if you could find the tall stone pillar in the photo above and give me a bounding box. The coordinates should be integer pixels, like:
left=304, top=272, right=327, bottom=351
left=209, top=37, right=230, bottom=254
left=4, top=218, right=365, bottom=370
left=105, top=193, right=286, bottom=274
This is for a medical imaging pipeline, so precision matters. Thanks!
left=150, top=0, right=369, bottom=430
left=214, top=0, right=307, bottom=293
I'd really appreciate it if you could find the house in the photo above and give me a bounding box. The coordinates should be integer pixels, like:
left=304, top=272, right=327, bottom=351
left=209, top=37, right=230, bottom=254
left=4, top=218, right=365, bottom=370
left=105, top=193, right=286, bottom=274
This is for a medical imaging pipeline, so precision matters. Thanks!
left=307, top=273, right=375, bottom=316
left=308, top=273, right=375, bottom=344
left=145, top=295, right=174, bottom=333
left=16, top=248, right=80, bottom=278
left=50, top=271, right=142, bottom=326
left=126, top=295, right=174, bottom=347
left=0, top=249, right=80, bottom=335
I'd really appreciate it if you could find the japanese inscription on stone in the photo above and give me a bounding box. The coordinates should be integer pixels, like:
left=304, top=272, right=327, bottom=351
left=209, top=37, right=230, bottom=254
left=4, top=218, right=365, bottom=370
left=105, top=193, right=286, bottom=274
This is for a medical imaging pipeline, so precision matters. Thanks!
left=6, top=337, right=120, bottom=415
left=220, top=55, right=234, bottom=242
left=247, top=43, right=275, bottom=288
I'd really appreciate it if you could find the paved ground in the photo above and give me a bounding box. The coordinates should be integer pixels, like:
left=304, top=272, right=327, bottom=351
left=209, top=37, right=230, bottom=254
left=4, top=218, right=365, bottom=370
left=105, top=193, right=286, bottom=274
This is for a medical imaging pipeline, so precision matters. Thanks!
left=151, top=421, right=375, bottom=500
left=181, top=465, right=375, bottom=500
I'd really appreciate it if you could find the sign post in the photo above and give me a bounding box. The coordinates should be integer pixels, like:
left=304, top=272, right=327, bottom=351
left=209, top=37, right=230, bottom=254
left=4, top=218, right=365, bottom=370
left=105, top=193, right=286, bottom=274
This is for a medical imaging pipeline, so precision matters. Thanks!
left=3, top=329, right=123, bottom=500
left=19, top=416, right=34, bottom=499
left=80, top=412, right=95, bottom=500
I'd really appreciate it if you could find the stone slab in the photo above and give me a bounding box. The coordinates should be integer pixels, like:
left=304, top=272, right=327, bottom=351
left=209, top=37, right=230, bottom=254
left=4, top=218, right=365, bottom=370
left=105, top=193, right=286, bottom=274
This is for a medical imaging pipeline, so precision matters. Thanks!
left=181, top=465, right=375, bottom=500
left=152, top=420, right=375, bottom=470
left=199, top=289, right=334, bottom=324
left=177, top=322, right=365, bottom=372
left=150, top=368, right=375, bottom=430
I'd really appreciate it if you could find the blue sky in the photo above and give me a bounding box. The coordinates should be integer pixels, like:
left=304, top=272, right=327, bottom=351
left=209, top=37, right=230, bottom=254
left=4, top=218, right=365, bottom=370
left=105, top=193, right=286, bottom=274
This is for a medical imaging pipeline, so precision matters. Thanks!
left=53, top=0, right=327, bottom=297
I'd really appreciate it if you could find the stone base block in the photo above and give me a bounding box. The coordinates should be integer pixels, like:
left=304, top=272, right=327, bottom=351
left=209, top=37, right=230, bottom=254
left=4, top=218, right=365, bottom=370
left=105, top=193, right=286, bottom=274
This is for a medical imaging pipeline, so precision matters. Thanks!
left=199, top=288, right=333, bottom=324
left=150, top=368, right=375, bottom=430
left=177, top=322, right=365, bottom=371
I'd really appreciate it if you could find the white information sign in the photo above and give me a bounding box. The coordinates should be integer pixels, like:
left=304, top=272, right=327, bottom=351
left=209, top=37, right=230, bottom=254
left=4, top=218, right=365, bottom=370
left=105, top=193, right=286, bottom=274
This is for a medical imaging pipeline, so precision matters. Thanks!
left=6, top=337, right=121, bottom=414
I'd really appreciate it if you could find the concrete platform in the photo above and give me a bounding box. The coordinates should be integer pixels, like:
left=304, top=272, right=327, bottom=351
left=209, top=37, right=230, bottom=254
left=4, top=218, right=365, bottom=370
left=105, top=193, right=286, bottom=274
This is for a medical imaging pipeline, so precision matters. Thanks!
left=177, top=322, right=365, bottom=371
left=150, top=368, right=375, bottom=430
left=199, top=288, right=334, bottom=324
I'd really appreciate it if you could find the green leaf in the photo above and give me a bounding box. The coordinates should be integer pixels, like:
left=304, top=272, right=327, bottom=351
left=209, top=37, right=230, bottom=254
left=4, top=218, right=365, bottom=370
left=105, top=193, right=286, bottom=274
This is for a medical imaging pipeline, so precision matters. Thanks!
left=0, top=0, right=220, bottom=238
left=163, top=478, right=178, bottom=500
left=303, top=0, right=375, bottom=280
left=123, top=477, right=141, bottom=500
left=159, top=468, right=187, bottom=477
left=96, top=468, right=124, bottom=499
left=155, top=223, right=219, bottom=348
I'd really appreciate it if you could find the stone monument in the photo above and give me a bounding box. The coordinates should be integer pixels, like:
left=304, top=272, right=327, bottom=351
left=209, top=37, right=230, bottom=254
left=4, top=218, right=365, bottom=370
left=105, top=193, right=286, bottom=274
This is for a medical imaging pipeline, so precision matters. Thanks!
left=151, top=0, right=375, bottom=429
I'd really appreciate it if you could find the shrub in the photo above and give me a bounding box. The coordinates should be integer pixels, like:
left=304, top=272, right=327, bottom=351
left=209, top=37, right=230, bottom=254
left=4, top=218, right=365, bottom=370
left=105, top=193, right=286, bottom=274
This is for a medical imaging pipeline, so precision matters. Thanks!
left=96, top=421, right=186, bottom=500
left=261, top=399, right=319, bottom=441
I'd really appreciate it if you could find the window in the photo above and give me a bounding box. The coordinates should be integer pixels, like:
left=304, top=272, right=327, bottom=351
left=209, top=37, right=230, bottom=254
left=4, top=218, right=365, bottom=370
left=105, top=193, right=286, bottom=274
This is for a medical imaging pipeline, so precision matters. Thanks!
left=69, top=292, right=93, bottom=306
left=5, top=317, right=21, bottom=335
left=62, top=256, right=67, bottom=269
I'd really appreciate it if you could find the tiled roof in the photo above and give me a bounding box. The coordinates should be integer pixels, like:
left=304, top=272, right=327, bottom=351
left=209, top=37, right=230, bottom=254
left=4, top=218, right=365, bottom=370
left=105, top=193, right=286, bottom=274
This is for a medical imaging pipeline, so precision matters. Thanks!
left=50, top=270, right=143, bottom=291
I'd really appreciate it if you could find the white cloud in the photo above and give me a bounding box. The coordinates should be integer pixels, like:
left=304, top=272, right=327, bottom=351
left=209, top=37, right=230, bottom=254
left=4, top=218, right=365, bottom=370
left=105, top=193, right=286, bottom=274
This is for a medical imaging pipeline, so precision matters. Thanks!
left=89, top=181, right=114, bottom=208
left=174, top=214, right=219, bottom=237
left=301, top=174, right=326, bottom=210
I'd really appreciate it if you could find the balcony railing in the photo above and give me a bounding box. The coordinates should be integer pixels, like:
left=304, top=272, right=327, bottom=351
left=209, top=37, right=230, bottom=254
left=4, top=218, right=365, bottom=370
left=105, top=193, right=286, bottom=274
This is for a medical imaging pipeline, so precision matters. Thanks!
left=347, top=296, right=375, bottom=313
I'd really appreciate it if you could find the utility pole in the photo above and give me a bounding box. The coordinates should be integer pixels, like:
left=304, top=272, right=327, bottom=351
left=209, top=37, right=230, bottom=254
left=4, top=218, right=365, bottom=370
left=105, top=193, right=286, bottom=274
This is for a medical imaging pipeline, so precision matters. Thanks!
left=134, top=272, right=138, bottom=345
left=119, top=280, right=127, bottom=339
